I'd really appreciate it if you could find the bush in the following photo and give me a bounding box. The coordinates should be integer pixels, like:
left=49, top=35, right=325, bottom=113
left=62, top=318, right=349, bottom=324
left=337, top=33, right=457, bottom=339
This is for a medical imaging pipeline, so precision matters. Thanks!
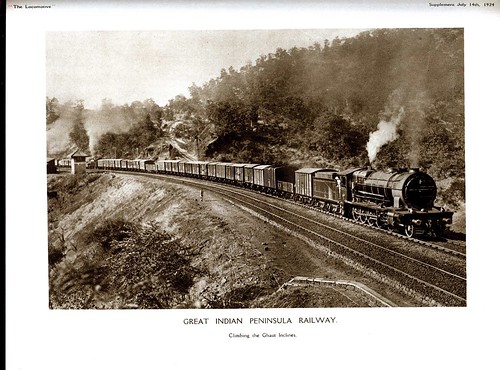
left=105, top=222, right=198, bottom=308
left=85, top=218, right=136, bottom=251
left=441, top=179, right=465, bottom=208
left=51, top=220, right=199, bottom=309
left=48, top=245, right=65, bottom=267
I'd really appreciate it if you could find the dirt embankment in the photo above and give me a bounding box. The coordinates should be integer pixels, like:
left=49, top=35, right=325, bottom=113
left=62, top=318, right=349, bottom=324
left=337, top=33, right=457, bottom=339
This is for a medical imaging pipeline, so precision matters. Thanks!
left=48, top=172, right=406, bottom=309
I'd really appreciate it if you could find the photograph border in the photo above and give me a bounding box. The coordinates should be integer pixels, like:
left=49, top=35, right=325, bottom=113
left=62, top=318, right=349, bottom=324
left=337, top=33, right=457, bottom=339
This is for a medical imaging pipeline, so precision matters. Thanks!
left=6, top=1, right=500, bottom=369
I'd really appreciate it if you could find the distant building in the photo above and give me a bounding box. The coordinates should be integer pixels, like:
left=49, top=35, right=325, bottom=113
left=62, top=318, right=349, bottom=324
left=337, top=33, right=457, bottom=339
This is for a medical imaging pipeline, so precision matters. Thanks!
left=70, top=149, right=89, bottom=175
left=47, top=158, right=57, bottom=174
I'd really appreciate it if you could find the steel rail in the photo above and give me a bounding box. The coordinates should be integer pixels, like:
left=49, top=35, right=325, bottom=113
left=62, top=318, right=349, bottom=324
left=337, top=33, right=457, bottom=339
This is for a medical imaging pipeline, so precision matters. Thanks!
left=105, top=170, right=467, bottom=304
left=216, top=188, right=466, bottom=304
left=198, top=178, right=466, bottom=282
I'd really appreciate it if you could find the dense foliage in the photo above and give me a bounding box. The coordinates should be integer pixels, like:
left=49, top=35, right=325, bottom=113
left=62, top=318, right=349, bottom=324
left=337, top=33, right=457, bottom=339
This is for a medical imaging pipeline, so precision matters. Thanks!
left=188, top=28, right=464, bottom=177
left=47, top=28, right=464, bottom=184
left=50, top=217, right=197, bottom=309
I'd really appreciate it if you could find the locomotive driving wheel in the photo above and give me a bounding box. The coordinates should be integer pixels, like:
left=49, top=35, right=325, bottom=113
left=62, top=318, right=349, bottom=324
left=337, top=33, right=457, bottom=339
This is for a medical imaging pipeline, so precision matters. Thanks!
left=359, top=212, right=368, bottom=224
left=405, top=225, right=415, bottom=238
left=352, top=208, right=360, bottom=222
left=367, top=214, right=378, bottom=227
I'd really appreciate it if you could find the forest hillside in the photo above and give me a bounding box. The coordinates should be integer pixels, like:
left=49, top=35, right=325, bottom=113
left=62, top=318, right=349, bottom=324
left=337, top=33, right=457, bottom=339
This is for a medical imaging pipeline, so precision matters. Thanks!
left=46, top=28, right=464, bottom=211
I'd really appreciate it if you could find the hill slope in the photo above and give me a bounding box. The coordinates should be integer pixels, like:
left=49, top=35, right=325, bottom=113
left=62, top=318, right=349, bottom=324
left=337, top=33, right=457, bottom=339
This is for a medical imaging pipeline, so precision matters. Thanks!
left=48, top=172, right=417, bottom=308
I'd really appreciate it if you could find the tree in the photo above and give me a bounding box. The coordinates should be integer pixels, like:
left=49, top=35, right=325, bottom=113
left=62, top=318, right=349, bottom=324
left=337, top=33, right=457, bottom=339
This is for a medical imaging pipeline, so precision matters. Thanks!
left=311, top=112, right=367, bottom=164
left=69, top=100, right=89, bottom=151
left=46, top=97, right=60, bottom=126
left=206, top=100, right=256, bottom=136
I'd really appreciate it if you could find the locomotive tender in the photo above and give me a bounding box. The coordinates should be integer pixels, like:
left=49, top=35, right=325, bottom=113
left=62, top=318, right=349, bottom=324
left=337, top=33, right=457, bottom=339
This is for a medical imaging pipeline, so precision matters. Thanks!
left=94, top=158, right=453, bottom=237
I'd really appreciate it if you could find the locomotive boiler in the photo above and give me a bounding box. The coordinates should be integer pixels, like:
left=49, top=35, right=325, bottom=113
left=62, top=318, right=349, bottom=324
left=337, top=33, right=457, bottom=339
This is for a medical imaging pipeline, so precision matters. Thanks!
left=347, top=167, right=453, bottom=237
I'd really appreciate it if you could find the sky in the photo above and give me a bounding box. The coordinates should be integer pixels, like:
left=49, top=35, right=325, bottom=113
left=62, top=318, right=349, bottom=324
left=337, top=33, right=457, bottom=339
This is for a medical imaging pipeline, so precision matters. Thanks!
left=46, top=29, right=367, bottom=109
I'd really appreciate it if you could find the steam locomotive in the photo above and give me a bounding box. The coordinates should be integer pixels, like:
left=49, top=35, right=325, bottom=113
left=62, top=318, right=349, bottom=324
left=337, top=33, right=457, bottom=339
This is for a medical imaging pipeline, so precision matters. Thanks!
left=346, top=167, right=453, bottom=237
left=94, top=159, right=453, bottom=238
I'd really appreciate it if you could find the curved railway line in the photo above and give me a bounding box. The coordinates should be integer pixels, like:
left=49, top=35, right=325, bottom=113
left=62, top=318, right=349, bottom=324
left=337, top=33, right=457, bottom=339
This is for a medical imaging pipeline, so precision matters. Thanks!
left=103, top=170, right=467, bottom=306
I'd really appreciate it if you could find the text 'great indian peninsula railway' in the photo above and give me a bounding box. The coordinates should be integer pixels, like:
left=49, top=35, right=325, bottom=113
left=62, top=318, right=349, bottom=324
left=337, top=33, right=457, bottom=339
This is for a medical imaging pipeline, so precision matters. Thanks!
left=183, top=317, right=336, bottom=325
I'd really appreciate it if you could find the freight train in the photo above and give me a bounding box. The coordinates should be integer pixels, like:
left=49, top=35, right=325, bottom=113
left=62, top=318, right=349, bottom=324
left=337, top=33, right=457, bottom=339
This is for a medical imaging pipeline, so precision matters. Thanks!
left=92, top=158, right=453, bottom=238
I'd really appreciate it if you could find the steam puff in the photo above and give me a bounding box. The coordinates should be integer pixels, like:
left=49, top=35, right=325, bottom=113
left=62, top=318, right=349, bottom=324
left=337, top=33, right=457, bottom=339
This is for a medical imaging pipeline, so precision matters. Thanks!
left=46, top=117, right=73, bottom=155
left=366, top=107, right=405, bottom=163
left=46, top=103, right=137, bottom=157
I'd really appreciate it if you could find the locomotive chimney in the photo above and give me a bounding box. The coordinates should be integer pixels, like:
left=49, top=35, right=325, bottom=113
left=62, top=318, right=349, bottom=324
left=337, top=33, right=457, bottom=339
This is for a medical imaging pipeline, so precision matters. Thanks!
left=409, top=168, right=420, bottom=173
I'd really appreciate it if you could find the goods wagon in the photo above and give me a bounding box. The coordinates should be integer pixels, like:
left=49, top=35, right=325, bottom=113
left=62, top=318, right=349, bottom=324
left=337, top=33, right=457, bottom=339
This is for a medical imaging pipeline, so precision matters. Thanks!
left=192, top=161, right=209, bottom=177
left=253, top=165, right=272, bottom=189
left=216, top=163, right=228, bottom=181
left=295, top=168, right=331, bottom=200
left=243, top=164, right=260, bottom=187
left=225, top=163, right=238, bottom=183
left=276, top=166, right=298, bottom=195
left=233, top=164, right=247, bottom=183
left=207, top=162, right=219, bottom=179
left=120, top=159, right=128, bottom=170
left=156, top=160, right=167, bottom=173
left=170, top=160, right=181, bottom=174
left=178, top=161, right=186, bottom=175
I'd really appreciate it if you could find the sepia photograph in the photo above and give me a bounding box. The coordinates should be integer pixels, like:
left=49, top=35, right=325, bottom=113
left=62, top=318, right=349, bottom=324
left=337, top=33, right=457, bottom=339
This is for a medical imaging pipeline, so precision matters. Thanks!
left=6, top=1, right=500, bottom=369
left=46, top=28, right=465, bottom=309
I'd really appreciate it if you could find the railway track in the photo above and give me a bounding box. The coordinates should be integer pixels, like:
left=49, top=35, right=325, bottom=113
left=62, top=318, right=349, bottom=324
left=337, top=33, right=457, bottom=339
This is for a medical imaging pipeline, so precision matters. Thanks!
left=286, top=200, right=466, bottom=258
left=108, top=170, right=467, bottom=306
left=204, top=181, right=466, bottom=306
left=156, top=170, right=466, bottom=260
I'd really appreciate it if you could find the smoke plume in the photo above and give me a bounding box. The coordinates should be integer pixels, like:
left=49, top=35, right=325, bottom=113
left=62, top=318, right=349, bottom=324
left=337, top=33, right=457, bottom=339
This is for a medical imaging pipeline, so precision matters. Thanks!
left=46, top=99, right=142, bottom=157
left=46, top=116, right=74, bottom=155
left=366, top=107, right=405, bottom=163
left=405, top=91, right=428, bottom=168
